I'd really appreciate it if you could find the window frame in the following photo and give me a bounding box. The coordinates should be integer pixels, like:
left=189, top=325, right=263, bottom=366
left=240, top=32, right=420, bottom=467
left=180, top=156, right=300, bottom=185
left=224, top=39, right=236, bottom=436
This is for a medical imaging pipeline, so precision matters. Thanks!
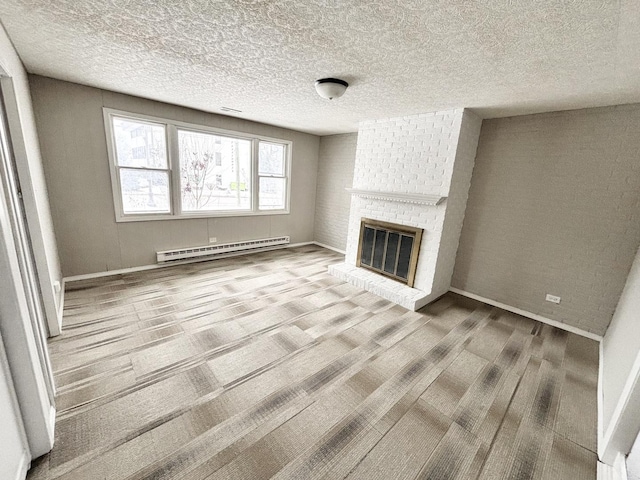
left=257, top=140, right=289, bottom=211
left=103, top=108, right=292, bottom=222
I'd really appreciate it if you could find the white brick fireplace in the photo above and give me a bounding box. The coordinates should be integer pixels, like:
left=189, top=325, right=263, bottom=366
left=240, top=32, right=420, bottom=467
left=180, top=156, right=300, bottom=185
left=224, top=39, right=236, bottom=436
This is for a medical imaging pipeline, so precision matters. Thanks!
left=329, top=108, right=482, bottom=310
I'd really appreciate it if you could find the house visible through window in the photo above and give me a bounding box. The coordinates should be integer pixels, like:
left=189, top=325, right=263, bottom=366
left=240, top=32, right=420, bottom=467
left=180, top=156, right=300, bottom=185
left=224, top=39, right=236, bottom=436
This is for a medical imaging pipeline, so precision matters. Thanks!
left=110, top=117, right=171, bottom=215
left=259, top=141, right=287, bottom=210
left=178, top=129, right=252, bottom=212
left=104, top=109, right=292, bottom=221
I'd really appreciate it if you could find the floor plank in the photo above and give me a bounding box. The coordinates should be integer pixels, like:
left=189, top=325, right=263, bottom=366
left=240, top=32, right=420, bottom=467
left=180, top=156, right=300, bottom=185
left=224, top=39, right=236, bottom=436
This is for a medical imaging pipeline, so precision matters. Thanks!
left=32, top=246, right=598, bottom=480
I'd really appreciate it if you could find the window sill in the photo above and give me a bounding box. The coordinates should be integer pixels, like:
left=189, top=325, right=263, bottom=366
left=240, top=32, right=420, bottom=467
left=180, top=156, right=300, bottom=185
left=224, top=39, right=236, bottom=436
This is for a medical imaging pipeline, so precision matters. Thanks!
left=114, top=209, right=290, bottom=223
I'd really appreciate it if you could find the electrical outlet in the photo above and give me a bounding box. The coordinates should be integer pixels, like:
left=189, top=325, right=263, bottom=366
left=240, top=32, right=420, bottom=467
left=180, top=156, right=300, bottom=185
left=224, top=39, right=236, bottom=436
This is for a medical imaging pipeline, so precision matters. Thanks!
left=545, top=294, right=561, bottom=304
left=209, top=237, right=217, bottom=244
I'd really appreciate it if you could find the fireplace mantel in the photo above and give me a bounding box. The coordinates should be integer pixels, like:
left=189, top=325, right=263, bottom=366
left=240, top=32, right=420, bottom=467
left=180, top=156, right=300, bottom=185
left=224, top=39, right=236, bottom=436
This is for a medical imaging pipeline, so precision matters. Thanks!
left=346, top=188, right=446, bottom=206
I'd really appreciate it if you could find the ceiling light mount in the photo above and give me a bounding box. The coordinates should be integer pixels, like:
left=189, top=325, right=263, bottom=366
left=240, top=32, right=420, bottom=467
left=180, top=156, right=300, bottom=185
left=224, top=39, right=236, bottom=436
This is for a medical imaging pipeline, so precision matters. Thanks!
left=315, top=78, right=349, bottom=100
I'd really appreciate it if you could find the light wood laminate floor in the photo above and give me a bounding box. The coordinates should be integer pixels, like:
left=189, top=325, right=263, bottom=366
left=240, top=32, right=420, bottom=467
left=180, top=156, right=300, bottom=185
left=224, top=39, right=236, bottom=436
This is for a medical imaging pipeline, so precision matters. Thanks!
left=29, top=245, right=599, bottom=480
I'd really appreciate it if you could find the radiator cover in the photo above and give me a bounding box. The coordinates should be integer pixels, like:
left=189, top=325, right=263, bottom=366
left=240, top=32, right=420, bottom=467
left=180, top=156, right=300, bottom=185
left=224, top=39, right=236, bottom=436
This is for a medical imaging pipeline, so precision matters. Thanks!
left=156, top=236, right=290, bottom=263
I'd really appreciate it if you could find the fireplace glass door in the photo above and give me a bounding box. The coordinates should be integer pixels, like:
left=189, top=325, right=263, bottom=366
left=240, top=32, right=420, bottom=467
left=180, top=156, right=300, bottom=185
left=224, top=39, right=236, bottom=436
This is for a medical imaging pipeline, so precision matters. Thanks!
left=357, top=218, right=422, bottom=287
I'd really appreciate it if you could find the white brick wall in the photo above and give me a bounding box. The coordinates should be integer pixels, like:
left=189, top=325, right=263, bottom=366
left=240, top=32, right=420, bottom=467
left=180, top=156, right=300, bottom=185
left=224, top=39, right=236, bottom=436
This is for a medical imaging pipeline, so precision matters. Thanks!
left=452, top=104, right=640, bottom=336
left=345, top=198, right=446, bottom=293
left=341, top=108, right=481, bottom=305
left=432, top=110, right=482, bottom=296
left=313, top=133, right=357, bottom=251
left=351, top=110, right=464, bottom=196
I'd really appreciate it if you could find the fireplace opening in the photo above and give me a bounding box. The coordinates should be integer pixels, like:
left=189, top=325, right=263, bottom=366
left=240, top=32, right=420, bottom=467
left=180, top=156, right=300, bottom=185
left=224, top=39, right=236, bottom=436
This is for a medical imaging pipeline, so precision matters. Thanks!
left=356, top=218, right=423, bottom=287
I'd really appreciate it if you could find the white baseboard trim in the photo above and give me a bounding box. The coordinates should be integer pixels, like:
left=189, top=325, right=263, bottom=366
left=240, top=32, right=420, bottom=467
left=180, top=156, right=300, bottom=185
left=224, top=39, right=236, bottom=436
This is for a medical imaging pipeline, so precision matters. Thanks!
left=288, top=242, right=315, bottom=248
left=449, top=288, right=603, bottom=342
left=15, top=450, right=29, bottom=480
left=47, top=405, right=56, bottom=447
left=64, top=263, right=164, bottom=283
left=599, top=340, right=605, bottom=460
left=313, top=242, right=346, bottom=255
left=53, top=285, right=64, bottom=337
left=64, top=242, right=315, bottom=283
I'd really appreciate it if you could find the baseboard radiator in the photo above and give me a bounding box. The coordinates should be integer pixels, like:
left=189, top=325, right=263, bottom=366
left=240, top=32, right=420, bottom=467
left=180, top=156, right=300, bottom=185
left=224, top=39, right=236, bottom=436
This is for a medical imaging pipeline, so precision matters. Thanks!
left=156, top=236, right=290, bottom=263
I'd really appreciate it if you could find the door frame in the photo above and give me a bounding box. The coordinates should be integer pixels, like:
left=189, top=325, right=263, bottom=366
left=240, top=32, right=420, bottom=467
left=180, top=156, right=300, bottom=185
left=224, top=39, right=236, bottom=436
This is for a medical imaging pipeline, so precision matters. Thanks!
left=0, top=86, right=56, bottom=404
left=0, top=126, right=55, bottom=456
left=0, top=74, right=62, bottom=337
left=0, top=66, right=55, bottom=458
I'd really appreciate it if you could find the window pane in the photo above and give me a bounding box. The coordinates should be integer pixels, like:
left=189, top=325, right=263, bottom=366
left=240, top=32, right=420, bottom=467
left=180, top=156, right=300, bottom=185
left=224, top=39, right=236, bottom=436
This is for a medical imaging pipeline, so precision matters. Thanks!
left=396, top=235, right=414, bottom=280
left=259, top=177, right=286, bottom=210
left=120, top=168, right=170, bottom=214
left=259, top=142, right=285, bottom=176
left=361, top=227, right=375, bottom=266
left=112, top=117, right=167, bottom=169
left=178, top=130, right=251, bottom=211
left=372, top=229, right=387, bottom=270
left=384, top=232, right=400, bottom=274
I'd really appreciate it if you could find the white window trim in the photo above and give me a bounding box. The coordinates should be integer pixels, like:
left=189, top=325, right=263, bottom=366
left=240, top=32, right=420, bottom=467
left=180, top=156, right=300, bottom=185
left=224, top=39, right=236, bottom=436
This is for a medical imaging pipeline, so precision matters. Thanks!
left=103, top=108, right=292, bottom=222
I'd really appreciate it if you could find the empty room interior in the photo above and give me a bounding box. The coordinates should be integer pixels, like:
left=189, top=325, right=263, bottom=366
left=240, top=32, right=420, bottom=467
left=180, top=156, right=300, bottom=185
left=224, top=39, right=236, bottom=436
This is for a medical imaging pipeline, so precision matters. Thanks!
left=1, top=2, right=640, bottom=480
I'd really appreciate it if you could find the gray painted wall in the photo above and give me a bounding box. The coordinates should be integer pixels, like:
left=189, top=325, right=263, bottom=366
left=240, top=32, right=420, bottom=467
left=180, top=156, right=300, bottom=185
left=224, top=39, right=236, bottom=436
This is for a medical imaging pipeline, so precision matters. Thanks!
left=452, top=105, right=640, bottom=336
left=313, top=133, right=357, bottom=252
left=29, top=75, right=320, bottom=277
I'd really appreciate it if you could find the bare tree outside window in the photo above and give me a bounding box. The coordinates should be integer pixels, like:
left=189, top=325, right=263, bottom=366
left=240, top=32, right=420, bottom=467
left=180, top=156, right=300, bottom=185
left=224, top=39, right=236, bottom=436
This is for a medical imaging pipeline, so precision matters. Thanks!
left=178, top=130, right=251, bottom=211
left=106, top=110, right=290, bottom=220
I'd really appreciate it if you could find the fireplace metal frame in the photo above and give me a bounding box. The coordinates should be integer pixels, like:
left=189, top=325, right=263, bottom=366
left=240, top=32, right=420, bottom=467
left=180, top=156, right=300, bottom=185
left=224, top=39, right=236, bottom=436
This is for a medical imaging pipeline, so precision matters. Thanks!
left=356, top=218, right=423, bottom=287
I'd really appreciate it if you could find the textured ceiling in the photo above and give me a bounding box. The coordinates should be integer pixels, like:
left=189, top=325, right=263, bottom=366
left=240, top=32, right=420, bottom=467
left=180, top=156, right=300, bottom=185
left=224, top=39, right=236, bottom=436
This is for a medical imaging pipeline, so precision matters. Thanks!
left=1, top=0, right=639, bottom=135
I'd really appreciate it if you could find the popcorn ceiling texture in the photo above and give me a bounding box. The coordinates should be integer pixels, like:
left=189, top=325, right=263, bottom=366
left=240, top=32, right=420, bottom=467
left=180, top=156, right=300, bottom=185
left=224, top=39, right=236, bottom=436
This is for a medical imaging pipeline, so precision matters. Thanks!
left=313, top=134, right=357, bottom=252
left=1, top=1, right=639, bottom=135
left=336, top=109, right=481, bottom=309
left=452, top=105, right=640, bottom=336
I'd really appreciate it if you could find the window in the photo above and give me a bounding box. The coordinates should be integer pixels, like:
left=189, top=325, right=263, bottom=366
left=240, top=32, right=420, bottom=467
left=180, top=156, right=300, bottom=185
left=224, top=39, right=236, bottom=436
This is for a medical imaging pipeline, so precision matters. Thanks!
left=178, top=129, right=252, bottom=212
left=110, top=117, right=171, bottom=215
left=258, top=141, right=287, bottom=210
left=104, top=109, right=291, bottom=221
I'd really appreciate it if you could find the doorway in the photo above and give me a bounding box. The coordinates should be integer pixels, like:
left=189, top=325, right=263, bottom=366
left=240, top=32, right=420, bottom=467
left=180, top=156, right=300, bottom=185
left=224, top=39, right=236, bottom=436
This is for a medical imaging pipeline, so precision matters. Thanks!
left=0, top=83, right=56, bottom=403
